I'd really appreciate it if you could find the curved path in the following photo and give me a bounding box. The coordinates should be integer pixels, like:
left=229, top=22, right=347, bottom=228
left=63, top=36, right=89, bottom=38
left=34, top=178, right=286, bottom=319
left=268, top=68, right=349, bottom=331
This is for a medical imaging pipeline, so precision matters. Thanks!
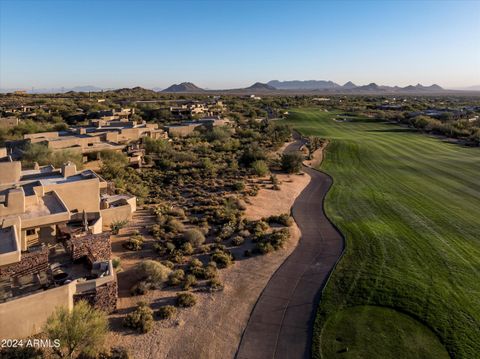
left=236, top=136, right=345, bottom=359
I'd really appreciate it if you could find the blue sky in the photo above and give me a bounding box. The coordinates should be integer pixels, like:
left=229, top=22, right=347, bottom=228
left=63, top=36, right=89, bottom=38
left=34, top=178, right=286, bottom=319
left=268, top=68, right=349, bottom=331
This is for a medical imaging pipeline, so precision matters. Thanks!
left=0, top=0, right=479, bottom=89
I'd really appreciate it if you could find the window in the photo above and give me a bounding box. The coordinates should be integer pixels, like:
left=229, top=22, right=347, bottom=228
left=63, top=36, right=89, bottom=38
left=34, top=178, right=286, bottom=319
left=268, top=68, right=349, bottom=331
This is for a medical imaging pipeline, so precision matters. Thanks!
left=26, top=229, right=36, bottom=236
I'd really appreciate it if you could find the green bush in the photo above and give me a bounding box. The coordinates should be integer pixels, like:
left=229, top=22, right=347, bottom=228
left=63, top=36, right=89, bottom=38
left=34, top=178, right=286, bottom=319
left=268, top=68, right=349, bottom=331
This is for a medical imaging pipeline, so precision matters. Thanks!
left=137, top=260, right=171, bottom=286
left=123, top=302, right=154, bottom=333
left=168, top=269, right=185, bottom=286
left=157, top=305, right=177, bottom=320
left=267, top=213, right=294, bottom=227
left=188, top=258, right=203, bottom=269
left=181, top=242, right=194, bottom=255
left=123, top=235, right=144, bottom=251
left=165, top=218, right=185, bottom=233
left=183, top=228, right=206, bottom=247
left=183, top=274, right=197, bottom=290
left=176, top=292, right=197, bottom=308
left=208, top=278, right=224, bottom=292
left=281, top=151, right=303, bottom=173
left=110, top=220, right=128, bottom=235
left=130, top=281, right=150, bottom=296
left=211, top=251, right=233, bottom=269
left=251, top=160, right=269, bottom=176
left=231, top=236, right=245, bottom=246
left=44, top=300, right=108, bottom=358
left=233, top=181, right=245, bottom=191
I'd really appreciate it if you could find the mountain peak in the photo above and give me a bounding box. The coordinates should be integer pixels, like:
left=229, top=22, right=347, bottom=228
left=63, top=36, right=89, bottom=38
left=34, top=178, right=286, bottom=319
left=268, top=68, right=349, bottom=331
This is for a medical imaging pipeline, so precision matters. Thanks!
left=246, top=82, right=276, bottom=91
left=342, top=81, right=357, bottom=89
left=162, top=82, right=204, bottom=92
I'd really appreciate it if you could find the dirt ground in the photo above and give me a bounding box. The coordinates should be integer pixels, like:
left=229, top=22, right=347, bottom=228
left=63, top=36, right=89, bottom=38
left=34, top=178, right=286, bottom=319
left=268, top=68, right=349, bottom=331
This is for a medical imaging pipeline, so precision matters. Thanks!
left=106, top=169, right=311, bottom=358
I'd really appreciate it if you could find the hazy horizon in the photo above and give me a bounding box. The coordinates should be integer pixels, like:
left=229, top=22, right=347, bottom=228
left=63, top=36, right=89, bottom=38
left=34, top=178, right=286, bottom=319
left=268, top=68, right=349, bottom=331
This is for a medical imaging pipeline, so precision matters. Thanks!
left=1, top=0, right=479, bottom=89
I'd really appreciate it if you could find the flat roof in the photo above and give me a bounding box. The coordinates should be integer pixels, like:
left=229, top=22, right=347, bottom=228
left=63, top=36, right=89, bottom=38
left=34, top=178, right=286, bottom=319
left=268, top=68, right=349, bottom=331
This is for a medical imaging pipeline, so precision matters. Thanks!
left=20, top=191, right=67, bottom=220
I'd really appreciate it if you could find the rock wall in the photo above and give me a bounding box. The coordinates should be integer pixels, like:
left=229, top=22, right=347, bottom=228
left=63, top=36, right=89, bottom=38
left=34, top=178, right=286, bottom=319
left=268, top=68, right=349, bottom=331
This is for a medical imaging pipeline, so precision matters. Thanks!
left=67, top=233, right=111, bottom=264
left=74, top=281, right=117, bottom=312
left=0, top=245, right=48, bottom=278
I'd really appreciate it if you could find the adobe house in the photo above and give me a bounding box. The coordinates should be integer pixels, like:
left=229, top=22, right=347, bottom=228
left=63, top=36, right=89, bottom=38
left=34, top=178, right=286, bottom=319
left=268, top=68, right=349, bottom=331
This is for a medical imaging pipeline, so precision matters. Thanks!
left=23, top=120, right=167, bottom=163
left=0, top=160, right=136, bottom=339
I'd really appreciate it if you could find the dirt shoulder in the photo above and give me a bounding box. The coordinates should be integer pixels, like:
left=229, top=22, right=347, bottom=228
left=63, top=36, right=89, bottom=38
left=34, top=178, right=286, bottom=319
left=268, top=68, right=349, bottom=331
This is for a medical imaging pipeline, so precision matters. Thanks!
left=107, top=172, right=311, bottom=359
left=303, top=140, right=328, bottom=168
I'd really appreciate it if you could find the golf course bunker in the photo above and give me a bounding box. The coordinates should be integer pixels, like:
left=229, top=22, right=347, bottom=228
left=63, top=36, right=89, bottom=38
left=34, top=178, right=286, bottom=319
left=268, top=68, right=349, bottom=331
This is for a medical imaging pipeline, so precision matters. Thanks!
left=320, top=306, right=449, bottom=359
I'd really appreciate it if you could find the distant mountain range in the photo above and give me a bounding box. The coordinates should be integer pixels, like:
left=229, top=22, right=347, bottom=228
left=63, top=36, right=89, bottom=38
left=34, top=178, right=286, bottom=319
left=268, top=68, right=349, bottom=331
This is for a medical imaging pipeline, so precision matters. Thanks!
left=158, top=81, right=450, bottom=94
left=266, top=80, right=446, bottom=93
left=2, top=81, right=479, bottom=94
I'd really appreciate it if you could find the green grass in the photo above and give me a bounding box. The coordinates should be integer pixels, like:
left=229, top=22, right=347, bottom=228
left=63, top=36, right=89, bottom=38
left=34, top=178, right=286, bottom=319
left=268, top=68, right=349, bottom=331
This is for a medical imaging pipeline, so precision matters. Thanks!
left=321, top=306, right=449, bottom=359
left=285, top=109, right=480, bottom=358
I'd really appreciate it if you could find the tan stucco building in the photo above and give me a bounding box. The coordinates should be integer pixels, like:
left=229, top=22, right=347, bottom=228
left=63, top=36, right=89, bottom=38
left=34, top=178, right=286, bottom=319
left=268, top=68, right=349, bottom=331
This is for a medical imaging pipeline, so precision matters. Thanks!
left=0, top=159, right=136, bottom=339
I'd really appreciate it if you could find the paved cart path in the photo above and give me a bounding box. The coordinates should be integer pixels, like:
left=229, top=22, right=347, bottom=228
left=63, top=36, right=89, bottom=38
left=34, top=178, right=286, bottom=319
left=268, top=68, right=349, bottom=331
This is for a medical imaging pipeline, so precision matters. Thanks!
left=236, top=136, right=345, bottom=359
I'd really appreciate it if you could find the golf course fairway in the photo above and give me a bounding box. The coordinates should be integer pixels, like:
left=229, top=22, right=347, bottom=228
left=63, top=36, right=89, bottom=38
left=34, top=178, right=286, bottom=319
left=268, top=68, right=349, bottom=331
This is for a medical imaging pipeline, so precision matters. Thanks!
left=285, top=109, right=480, bottom=359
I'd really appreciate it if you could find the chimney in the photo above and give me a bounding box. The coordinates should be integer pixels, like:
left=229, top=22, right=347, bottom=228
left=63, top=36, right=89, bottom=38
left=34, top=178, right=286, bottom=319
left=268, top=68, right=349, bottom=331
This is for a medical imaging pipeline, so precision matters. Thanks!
left=61, top=161, right=77, bottom=178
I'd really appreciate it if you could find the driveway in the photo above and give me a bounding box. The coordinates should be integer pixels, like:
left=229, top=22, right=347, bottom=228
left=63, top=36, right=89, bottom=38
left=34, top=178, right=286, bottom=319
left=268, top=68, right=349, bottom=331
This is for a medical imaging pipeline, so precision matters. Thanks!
left=236, top=137, right=345, bottom=359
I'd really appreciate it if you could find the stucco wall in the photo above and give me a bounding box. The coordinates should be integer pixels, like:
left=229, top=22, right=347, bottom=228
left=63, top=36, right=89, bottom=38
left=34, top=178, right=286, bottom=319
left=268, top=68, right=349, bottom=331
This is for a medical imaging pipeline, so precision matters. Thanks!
left=42, top=178, right=100, bottom=213
left=100, top=204, right=133, bottom=229
left=0, top=161, right=21, bottom=185
left=0, top=117, right=19, bottom=129
left=0, top=283, right=75, bottom=339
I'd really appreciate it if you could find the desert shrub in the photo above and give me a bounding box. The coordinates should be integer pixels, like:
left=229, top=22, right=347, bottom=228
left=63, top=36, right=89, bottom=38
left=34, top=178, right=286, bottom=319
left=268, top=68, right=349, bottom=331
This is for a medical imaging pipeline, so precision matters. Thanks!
left=176, top=292, right=197, bottom=308
left=151, top=224, right=164, bottom=240
left=207, top=278, right=224, bottom=292
left=161, top=260, right=175, bottom=269
left=112, top=257, right=121, bottom=270
left=169, top=250, right=185, bottom=264
left=267, top=213, right=294, bottom=227
left=270, top=174, right=280, bottom=190
left=137, top=260, right=171, bottom=286
left=255, top=242, right=275, bottom=254
left=183, top=228, right=206, bottom=247
left=110, top=220, right=128, bottom=235
left=238, top=229, right=251, bottom=238
left=130, top=281, right=151, bottom=296
left=167, top=207, right=186, bottom=218
left=44, top=300, right=108, bottom=358
left=204, top=262, right=218, bottom=279
left=218, top=222, right=236, bottom=240
left=168, top=269, right=185, bottom=286
left=251, top=160, right=269, bottom=176
left=252, top=220, right=269, bottom=236
left=211, top=251, right=233, bottom=269
left=231, top=236, right=245, bottom=246
left=183, top=274, right=197, bottom=290
left=0, top=346, right=43, bottom=359
left=181, top=242, right=194, bottom=255
left=123, top=302, right=154, bottom=333
left=157, top=305, right=177, bottom=320
left=268, top=228, right=290, bottom=249
left=188, top=258, right=203, bottom=269
left=240, top=144, right=267, bottom=165
left=255, top=228, right=290, bottom=254
left=233, top=181, right=245, bottom=191
left=281, top=151, right=303, bottom=173
left=165, top=218, right=185, bottom=233
left=123, top=235, right=144, bottom=251
left=104, top=346, right=131, bottom=359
